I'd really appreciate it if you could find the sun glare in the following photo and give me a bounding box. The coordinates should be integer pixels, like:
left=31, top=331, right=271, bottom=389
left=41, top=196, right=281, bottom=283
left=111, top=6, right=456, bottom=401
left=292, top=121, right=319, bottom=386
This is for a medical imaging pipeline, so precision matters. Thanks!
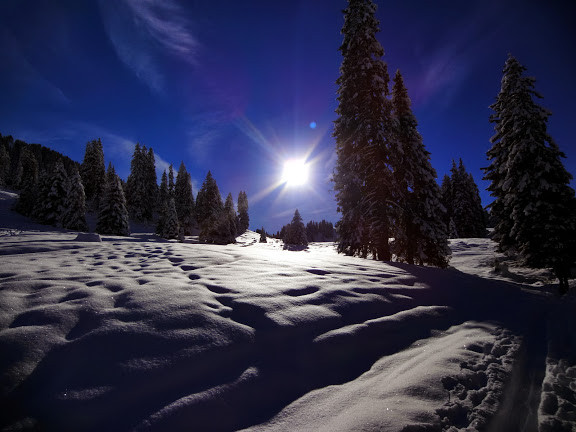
left=282, top=158, right=309, bottom=186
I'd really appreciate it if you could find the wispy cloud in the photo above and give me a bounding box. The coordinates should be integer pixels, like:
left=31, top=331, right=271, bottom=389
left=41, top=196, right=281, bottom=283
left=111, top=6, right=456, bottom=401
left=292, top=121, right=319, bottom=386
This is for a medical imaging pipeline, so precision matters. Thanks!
left=98, top=0, right=198, bottom=94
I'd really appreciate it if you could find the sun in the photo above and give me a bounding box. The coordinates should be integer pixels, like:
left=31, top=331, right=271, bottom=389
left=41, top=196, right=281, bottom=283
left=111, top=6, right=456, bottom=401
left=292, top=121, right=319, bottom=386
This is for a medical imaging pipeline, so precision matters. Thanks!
left=282, top=158, right=309, bottom=186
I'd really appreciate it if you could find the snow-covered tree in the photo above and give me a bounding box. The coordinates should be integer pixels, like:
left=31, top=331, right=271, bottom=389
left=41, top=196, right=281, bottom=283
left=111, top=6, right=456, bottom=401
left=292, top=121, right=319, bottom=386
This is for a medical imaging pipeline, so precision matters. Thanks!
left=174, top=162, right=195, bottom=235
left=333, top=0, right=393, bottom=260
left=485, top=55, right=576, bottom=293
left=284, top=209, right=308, bottom=247
left=126, top=143, right=157, bottom=222
left=40, top=160, right=69, bottom=226
left=156, top=170, right=169, bottom=235
left=444, top=160, right=486, bottom=238
left=62, top=167, right=89, bottom=232
left=0, top=145, right=10, bottom=186
left=96, top=163, right=130, bottom=236
left=237, top=191, right=249, bottom=234
left=168, top=164, right=175, bottom=198
left=157, top=197, right=180, bottom=240
left=390, top=70, right=450, bottom=267
left=223, top=192, right=238, bottom=240
left=196, top=171, right=222, bottom=228
left=13, top=148, right=38, bottom=216
left=80, top=138, right=106, bottom=210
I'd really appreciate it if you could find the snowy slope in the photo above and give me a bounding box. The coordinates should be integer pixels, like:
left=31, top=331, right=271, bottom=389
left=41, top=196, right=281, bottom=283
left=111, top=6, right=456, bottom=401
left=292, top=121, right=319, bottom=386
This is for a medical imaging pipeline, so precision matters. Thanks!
left=0, top=190, right=574, bottom=432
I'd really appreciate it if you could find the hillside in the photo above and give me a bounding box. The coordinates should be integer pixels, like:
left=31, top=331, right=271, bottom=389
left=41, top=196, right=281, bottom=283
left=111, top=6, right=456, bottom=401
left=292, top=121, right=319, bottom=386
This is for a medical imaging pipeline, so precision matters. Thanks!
left=0, top=190, right=574, bottom=432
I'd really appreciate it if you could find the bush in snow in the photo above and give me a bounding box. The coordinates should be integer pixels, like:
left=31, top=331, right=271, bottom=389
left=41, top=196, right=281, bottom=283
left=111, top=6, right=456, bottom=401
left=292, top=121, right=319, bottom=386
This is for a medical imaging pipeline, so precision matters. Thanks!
left=484, top=55, right=576, bottom=293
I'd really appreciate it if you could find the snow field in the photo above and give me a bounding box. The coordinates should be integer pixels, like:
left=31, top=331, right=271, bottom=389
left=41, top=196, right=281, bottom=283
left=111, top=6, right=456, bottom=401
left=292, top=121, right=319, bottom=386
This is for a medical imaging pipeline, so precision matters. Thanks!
left=0, top=192, right=574, bottom=431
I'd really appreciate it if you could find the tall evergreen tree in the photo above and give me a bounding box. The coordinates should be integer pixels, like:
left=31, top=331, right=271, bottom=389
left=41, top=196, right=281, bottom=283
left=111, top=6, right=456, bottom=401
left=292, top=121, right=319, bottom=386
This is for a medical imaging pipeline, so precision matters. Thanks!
left=168, top=164, right=175, bottom=198
left=126, top=143, right=157, bottom=222
left=485, top=55, right=576, bottom=292
left=237, top=191, right=250, bottom=234
left=0, top=145, right=10, bottom=186
left=157, top=197, right=180, bottom=240
left=390, top=70, right=450, bottom=267
left=174, top=162, right=195, bottom=235
left=333, top=0, right=393, bottom=260
left=223, top=192, right=238, bottom=240
left=284, top=209, right=308, bottom=247
left=156, top=170, right=169, bottom=236
left=62, top=167, right=89, bottom=232
left=195, top=171, right=222, bottom=228
left=96, top=163, right=130, bottom=236
left=39, top=160, right=69, bottom=227
left=13, top=148, right=39, bottom=217
left=80, top=138, right=106, bottom=210
left=446, top=159, right=486, bottom=238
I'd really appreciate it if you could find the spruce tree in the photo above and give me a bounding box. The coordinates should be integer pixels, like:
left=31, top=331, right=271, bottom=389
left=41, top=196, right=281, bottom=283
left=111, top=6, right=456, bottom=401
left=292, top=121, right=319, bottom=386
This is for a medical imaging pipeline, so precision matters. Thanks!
left=126, top=143, right=157, bottom=222
left=390, top=70, right=450, bottom=267
left=158, top=197, right=180, bottom=240
left=174, top=162, right=195, bottom=235
left=168, top=164, right=175, bottom=198
left=196, top=171, right=222, bottom=228
left=284, top=209, right=308, bottom=247
left=485, top=55, right=576, bottom=292
left=223, top=192, right=238, bottom=240
left=333, top=0, right=393, bottom=259
left=13, top=148, right=38, bottom=217
left=62, top=167, right=89, bottom=232
left=0, top=145, right=10, bottom=186
left=156, top=170, right=169, bottom=235
left=80, top=138, right=106, bottom=210
left=96, top=163, right=130, bottom=236
left=449, top=160, right=486, bottom=238
left=36, top=160, right=69, bottom=227
left=237, top=191, right=250, bottom=234
left=259, top=227, right=267, bottom=243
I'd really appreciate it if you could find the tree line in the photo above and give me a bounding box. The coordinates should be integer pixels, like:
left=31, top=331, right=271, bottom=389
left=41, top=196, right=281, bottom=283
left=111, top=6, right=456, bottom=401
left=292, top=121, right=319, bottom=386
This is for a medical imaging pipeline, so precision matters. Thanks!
left=2, top=135, right=249, bottom=244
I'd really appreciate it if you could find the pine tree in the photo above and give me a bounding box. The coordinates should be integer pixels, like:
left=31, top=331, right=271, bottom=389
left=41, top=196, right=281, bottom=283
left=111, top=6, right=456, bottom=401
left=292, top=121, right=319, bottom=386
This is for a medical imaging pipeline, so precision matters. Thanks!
left=62, top=167, right=89, bottom=232
left=284, top=209, right=308, bottom=247
left=126, top=143, right=157, bottom=222
left=96, top=163, right=130, bottom=236
left=223, top=192, right=238, bottom=240
left=485, top=55, right=576, bottom=292
left=333, top=0, right=393, bottom=260
left=13, top=148, right=38, bottom=216
left=80, top=138, right=106, bottom=210
left=174, top=162, right=195, bottom=235
left=158, top=197, right=180, bottom=240
left=259, top=227, right=267, bottom=243
left=0, top=145, right=10, bottom=186
left=390, top=70, right=450, bottom=267
left=197, top=171, right=228, bottom=243
left=449, top=160, right=486, bottom=238
left=237, top=191, right=250, bottom=234
left=156, top=170, right=169, bottom=235
left=35, top=160, right=69, bottom=227
left=168, top=164, right=175, bottom=198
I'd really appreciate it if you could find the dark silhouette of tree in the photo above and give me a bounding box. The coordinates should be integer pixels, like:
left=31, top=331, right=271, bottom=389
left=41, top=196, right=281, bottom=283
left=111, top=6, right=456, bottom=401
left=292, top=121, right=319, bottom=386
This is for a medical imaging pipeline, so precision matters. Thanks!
left=126, top=143, right=157, bottom=222
left=174, top=162, right=195, bottom=235
left=237, top=191, right=249, bottom=234
left=259, top=227, right=267, bottom=243
left=13, top=148, right=39, bottom=217
left=62, top=167, right=89, bottom=232
left=333, top=0, right=393, bottom=260
left=80, top=138, right=106, bottom=210
left=157, top=197, right=180, bottom=240
left=284, top=209, right=308, bottom=248
left=485, top=55, right=576, bottom=293
left=0, top=144, right=10, bottom=186
left=442, top=159, right=486, bottom=238
left=390, top=70, right=449, bottom=267
left=96, top=163, right=130, bottom=236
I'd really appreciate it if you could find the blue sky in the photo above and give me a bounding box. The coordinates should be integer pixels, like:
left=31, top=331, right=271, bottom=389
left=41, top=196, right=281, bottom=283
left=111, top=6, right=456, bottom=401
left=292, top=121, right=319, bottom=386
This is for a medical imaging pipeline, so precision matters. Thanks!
left=1, top=0, right=575, bottom=232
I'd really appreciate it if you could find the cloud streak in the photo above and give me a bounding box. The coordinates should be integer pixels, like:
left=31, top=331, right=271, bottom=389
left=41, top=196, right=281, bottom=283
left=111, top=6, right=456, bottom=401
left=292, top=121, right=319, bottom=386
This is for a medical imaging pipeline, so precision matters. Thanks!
left=99, top=0, right=198, bottom=94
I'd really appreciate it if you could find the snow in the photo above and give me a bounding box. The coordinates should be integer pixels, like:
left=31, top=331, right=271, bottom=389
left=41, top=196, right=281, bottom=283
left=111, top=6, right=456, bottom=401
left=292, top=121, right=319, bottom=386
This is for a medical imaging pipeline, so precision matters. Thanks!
left=1, top=189, right=575, bottom=431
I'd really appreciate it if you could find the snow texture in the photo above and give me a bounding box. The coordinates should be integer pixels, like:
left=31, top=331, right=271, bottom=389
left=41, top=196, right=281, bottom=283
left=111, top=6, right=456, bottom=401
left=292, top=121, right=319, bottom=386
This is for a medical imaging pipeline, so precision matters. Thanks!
left=0, top=189, right=574, bottom=431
